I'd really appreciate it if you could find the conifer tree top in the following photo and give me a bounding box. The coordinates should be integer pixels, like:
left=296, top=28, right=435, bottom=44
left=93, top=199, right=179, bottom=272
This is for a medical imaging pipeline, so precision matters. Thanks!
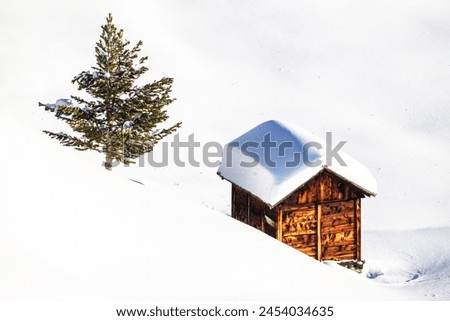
left=40, top=14, right=181, bottom=170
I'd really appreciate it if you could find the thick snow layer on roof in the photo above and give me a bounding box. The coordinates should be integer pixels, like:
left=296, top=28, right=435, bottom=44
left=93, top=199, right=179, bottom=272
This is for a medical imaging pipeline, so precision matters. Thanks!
left=218, top=120, right=377, bottom=206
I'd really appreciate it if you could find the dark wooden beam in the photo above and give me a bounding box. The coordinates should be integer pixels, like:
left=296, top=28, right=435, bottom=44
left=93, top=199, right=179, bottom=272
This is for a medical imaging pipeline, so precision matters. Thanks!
left=247, top=194, right=250, bottom=223
left=355, top=198, right=361, bottom=261
left=277, top=209, right=283, bottom=241
left=317, top=204, right=322, bottom=261
left=231, top=185, right=235, bottom=217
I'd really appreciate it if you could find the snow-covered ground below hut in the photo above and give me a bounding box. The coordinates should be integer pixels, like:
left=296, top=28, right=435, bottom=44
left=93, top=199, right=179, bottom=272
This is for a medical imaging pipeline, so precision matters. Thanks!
left=363, top=228, right=450, bottom=300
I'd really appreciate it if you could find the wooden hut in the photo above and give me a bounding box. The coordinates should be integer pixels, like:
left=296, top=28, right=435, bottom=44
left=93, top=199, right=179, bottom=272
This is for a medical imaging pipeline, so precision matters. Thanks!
left=217, top=120, right=377, bottom=264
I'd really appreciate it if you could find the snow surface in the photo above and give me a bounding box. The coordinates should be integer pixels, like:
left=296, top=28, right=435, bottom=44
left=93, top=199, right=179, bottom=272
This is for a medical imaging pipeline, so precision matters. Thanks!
left=218, top=120, right=377, bottom=206
left=0, top=115, right=395, bottom=301
left=0, top=0, right=450, bottom=310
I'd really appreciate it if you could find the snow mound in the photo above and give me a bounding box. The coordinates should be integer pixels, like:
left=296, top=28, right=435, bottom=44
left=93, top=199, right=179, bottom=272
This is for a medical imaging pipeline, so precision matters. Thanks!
left=363, top=228, right=450, bottom=300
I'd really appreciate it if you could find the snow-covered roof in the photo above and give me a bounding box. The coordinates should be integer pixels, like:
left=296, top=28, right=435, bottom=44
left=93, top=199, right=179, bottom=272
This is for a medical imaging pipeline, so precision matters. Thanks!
left=217, top=120, right=377, bottom=207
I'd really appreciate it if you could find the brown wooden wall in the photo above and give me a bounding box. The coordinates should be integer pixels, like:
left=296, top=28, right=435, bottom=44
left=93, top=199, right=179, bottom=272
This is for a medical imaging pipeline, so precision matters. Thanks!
left=281, top=170, right=364, bottom=206
left=231, top=185, right=277, bottom=238
left=231, top=169, right=365, bottom=261
left=280, top=199, right=361, bottom=261
left=281, top=205, right=317, bottom=257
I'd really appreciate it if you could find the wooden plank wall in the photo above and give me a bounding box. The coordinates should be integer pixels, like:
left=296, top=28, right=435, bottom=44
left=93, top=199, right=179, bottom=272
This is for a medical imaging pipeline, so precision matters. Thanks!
left=279, top=200, right=357, bottom=261
left=281, top=206, right=317, bottom=257
left=232, top=170, right=366, bottom=261
left=231, top=185, right=249, bottom=224
left=278, top=170, right=365, bottom=261
left=232, top=185, right=277, bottom=238
left=283, top=170, right=362, bottom=206
left=320, top=200, right=356, bottom=261
left=355, top=198, right=361, bottom=261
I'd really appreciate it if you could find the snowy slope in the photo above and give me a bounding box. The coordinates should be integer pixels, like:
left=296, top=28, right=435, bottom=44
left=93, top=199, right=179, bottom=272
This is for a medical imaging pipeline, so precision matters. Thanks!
left=0, top=115, right=395, bottom=300
left=1, top=0, right=450, bottom=303
left=364, top=228, right=450, bottom=300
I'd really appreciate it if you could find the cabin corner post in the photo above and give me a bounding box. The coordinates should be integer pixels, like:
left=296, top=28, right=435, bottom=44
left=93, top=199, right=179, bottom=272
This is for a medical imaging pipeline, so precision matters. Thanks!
left=277, top=208, right=283, bottom=241
left=316, top=204, right=322, bottom=261
left=355, top=199, right=361, bottom=261
left=231, top=185, right=235, bottom=218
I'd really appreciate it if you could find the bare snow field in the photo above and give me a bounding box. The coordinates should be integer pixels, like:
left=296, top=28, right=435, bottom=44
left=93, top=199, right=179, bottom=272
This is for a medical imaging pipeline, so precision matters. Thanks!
left=1, top=0, right=450, bottom=310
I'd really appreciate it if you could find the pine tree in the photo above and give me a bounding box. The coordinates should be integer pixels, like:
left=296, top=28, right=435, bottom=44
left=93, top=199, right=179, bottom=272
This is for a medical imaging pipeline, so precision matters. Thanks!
left=40, top=14, right=181, bottom=170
